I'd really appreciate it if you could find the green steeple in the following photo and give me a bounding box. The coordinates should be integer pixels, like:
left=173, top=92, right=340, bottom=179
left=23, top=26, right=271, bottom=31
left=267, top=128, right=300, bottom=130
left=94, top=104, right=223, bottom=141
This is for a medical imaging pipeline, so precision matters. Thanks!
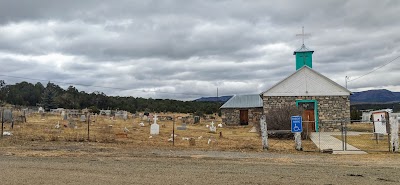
left=293, top=44, right=314, bottom=70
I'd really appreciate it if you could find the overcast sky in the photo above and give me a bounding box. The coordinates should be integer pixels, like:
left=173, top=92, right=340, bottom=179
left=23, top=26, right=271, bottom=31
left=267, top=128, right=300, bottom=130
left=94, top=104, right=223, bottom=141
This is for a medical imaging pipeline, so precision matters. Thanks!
left=0, top=0, right=399, bottom=100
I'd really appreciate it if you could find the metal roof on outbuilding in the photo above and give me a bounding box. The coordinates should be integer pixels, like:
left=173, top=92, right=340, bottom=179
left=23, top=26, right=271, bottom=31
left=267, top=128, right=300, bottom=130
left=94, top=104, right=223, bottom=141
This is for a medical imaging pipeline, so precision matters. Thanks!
left=220, top=94, right=263, bottom=109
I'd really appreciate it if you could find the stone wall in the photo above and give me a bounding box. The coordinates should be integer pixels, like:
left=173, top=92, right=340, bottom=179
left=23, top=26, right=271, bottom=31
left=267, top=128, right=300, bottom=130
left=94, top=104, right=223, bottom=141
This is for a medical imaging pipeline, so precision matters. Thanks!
left=263, top=95, right=350, bottom=123
left=221, top=108, right=263, bottom=126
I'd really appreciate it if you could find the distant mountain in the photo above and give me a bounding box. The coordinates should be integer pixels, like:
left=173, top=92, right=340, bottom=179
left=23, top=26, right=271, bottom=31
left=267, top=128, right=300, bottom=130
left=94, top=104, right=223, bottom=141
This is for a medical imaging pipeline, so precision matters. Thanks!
left=350, top=89, right=400, bottom=104
left=194, top=95, right=233, bottom=102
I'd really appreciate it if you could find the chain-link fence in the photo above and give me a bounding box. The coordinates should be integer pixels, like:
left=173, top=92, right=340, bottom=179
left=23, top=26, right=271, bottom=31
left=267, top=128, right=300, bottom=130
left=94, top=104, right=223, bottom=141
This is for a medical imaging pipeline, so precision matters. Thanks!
left=2, top=108, right=399, bottom=153
left=309, top=119, right=396, bottom=153
left=344, top=120, right=392, bottom=152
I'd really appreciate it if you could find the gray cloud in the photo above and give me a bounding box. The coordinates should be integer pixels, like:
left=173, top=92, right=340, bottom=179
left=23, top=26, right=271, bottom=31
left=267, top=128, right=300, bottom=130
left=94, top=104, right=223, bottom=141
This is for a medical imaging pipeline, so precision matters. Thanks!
left=0, top=0, right=400, bottom=100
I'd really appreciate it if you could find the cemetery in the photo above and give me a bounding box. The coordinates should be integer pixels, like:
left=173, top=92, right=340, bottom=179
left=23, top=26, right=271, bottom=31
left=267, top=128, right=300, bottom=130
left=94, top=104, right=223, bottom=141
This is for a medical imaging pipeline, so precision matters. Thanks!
left=0, top=108, right=320, bottom=153
left=1, top=106, right=399, bottom=154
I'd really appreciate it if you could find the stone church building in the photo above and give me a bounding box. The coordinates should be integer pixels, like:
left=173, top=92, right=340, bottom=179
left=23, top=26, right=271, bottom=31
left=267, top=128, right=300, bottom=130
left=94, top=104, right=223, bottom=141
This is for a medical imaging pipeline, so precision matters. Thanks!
left=221, top=43, right=351, bottom=131
left=260, top=44, right=351, bottom=132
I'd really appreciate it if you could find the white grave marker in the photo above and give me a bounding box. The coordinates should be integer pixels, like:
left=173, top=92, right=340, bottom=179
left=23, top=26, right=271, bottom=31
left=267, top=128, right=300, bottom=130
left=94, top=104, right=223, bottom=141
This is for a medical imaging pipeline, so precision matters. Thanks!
left=38, top=107, right=44, bottom=113
left=80, top=115, right=86, bottom=122
left=61, top=111, right=67, bottom=120
left=209, top=121, right=216, bottom=133
left=150, top=114, right=159, bottom=135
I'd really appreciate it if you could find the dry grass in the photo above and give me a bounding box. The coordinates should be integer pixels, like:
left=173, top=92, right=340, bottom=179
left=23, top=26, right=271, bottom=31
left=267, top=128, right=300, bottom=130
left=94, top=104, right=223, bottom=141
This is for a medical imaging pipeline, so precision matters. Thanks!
left=0, top=113, right=318, bottom=153
left=333, top=134, right=392, bottom=152
left=346, top=123, right=374, bottom=132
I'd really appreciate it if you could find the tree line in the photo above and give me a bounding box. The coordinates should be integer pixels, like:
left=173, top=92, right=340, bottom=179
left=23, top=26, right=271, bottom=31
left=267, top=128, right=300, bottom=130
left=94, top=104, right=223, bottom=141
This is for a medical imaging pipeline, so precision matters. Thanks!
left=0, top=80, right=222, bottom=115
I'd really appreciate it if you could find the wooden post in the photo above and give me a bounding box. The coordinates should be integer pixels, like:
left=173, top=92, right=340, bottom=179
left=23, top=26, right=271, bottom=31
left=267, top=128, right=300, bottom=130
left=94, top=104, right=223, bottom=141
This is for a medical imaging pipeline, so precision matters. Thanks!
left=11, top=109, right=14, bottom=129
left=87, top=113, right=90, bottom=141
left=24, top=110, right=26, bottom=123
left=260, top=115, right=268, bottom=150
left=390, top=114, right=399, bottom=152
left=1, top=109, right=3, bottom=138
left=294, top=132, right=302, bottom=151
left=172, top=116, right=175, bottom=146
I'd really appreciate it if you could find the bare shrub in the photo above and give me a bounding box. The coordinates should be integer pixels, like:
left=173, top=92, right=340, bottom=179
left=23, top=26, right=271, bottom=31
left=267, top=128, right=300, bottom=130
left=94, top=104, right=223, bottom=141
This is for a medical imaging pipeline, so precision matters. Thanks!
left=255, top=105, right=303, bottom=131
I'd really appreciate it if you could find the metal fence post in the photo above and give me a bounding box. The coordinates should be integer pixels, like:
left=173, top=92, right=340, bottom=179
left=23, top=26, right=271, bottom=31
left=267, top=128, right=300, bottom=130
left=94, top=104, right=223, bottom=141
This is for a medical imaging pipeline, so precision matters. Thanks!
left=87, top=113, right=90, bottom=141
left=1, top=109, right=3, bottom=138
left=341, top=120, right=345, bottom=151
left=318, top=123, right=321, bottom=152
left=344, top=120, right=347, bottom=151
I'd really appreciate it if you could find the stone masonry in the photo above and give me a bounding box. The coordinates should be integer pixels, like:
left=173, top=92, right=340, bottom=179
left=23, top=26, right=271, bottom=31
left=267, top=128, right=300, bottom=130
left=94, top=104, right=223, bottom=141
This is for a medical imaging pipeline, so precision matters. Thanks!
left=263, top=96, right=350, bottom=125
left=221, top=108, right=263, bottom=126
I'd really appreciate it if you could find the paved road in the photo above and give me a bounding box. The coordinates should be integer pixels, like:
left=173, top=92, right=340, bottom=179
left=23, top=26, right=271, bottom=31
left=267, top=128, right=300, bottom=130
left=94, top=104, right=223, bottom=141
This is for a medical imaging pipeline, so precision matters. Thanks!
left=0, top=154, right=399, bottom=185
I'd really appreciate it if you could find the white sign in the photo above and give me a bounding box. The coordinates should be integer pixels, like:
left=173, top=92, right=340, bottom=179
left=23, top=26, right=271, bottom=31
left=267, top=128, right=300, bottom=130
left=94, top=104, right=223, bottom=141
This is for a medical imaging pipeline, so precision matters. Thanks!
left=373, top=112, right=387, bottom=134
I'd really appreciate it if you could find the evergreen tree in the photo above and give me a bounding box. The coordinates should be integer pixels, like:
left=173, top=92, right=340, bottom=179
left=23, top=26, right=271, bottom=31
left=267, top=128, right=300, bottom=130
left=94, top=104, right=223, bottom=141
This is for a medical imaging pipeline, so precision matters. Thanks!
left=41, top=83, right=59, bottom=111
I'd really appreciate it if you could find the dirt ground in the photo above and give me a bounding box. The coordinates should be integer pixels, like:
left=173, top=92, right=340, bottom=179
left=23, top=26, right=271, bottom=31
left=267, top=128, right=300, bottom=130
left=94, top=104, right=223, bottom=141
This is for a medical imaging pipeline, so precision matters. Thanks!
left=1, top=144, right=400, bottom=185
left=1, top=114, right=400, bottom=184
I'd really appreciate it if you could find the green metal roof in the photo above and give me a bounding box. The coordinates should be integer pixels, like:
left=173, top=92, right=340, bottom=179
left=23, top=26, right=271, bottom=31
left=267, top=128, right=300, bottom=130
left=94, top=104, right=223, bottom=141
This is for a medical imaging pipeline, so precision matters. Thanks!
left=293, top=44, right=314, bottom=54
left=220, top=94, right=263, bottom=109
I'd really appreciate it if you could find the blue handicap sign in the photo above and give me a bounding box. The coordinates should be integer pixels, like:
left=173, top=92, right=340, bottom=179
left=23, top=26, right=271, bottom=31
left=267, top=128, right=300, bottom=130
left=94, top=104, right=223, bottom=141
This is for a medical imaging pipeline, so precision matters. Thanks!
left=291, top=116, right=303, bottom=133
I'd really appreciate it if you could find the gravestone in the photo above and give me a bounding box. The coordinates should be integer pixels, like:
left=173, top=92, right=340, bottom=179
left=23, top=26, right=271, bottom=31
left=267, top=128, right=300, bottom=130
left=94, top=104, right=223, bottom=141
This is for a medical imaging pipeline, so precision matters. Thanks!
left=150, top=115, right=159, bottom=135
left=209, top=121, right=216, bottom=133
left=3, top=109, right=13, bottom=123
left=80, top=115, right=86, bottom=122
left=68, top=120, right=76, bottom=128
left=189, top=138, right=196, bottom=146
left=142, top=115, right=148, bottom=121
left=194, top=116, right=200, bottom=124
left=61, top=111, right=67, bottom=120
left=38, top=107, right=44, bottom=113
left=177, top=123, right=187, bottom=130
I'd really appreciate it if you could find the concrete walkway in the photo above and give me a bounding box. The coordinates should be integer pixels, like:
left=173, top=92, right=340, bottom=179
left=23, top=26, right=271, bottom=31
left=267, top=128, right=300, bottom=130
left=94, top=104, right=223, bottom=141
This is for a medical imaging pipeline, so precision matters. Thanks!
left=310, top=132, right=367, bottom=154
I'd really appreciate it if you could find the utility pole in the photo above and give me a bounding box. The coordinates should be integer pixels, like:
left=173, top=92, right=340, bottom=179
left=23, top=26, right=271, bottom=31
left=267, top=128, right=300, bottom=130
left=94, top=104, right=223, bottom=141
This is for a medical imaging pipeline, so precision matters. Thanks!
left=217, top=87, right=219, bottom=102
left=345, top=76, right=349, bottom=89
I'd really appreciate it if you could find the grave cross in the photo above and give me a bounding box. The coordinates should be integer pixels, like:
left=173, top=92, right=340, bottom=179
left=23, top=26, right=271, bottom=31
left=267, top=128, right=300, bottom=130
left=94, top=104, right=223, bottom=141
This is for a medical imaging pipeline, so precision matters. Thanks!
left=153, top=114, right=158, bottom=124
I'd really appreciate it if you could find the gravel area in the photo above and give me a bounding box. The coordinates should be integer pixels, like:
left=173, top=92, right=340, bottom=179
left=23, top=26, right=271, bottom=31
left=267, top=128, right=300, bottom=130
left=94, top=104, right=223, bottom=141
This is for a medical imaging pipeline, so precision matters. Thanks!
left=1, top=147, right=400, bottom=185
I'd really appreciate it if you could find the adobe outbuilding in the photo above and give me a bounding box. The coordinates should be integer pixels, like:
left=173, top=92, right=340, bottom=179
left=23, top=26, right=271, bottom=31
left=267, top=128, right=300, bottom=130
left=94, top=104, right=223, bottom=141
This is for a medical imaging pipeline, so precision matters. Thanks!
left=220, top=94, right=263, bottom=126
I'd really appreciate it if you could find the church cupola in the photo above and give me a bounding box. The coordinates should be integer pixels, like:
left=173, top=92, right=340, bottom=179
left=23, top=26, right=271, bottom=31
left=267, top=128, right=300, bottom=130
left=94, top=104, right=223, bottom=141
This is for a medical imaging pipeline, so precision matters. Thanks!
left=294, top=27, right=314, bottom=70
left=293, top=44, right=314, bottom=70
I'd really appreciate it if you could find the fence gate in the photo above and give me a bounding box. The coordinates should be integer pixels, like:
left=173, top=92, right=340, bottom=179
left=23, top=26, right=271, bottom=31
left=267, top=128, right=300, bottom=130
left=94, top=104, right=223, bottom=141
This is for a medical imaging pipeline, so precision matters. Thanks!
left=344, top=120, right=391, bottom=153
left=312, top=120, right=392, bottom=153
